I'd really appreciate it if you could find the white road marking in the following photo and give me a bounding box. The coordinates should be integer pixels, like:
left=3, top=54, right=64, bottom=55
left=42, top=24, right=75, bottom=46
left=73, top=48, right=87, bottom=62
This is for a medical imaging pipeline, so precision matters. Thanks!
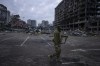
left=87, top=49, right=100, bottom=51
left=40, top=36, right=51, bottom=46
left=71, top=49, right=86, bottom=52
left=47, top=42, right=51, bottom=46
left=40, top=37, right=45, bottom=40
left=0, top=36, right=16, bottom=42
left=20, top=36, right=30, bottom=46
left=62, top=62, right=85, bottom=65
left=40, top=36, right=54, bottom=53
left=71, top=49, right=100, bottom=52
left=62, top=62, right=76, bottom=64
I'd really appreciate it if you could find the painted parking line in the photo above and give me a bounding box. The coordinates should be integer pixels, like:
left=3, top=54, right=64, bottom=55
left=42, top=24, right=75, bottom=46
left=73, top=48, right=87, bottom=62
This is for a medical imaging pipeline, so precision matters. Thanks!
left=62, top=62, right=85, bottom=65
left=40, top=37, right=45, bottom=40
left=71, top=49, right=100, bottom=52
left=40, top=36, right=54, bottom=53
left=71, top=49, right=86, bottom=52
left=0, top=36, right=16, bottom=42
left=62, top=62, right=77, bottom=64
left=20, top=36, right=30, bottom=46
left=40, top=36, right=51, bottom=46
left=87, top=49, right=100, bottom=51
left=47, top=42, right=51, bottom=46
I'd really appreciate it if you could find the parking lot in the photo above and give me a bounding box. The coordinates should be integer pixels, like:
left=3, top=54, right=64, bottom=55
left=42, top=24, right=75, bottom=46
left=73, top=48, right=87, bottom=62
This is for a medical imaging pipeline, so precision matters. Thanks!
left=0, top=32, right=100, bottom=66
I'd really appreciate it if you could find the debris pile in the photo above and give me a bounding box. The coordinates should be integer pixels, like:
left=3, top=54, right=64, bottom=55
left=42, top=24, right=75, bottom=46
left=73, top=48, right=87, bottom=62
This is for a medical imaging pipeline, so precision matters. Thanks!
left=69, top=29, right=87, bottom=37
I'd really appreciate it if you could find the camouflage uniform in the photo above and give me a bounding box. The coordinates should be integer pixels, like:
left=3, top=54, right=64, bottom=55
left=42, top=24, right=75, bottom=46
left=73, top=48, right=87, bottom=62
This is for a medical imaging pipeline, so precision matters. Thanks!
left=52, top=28, right=61, bottom=60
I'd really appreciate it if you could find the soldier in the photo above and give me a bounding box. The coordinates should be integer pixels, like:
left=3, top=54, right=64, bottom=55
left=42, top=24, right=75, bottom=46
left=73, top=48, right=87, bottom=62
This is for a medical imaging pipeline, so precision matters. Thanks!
left=48, top=27, right=61, bottom=62
left=49, top=26, right=68, bottom=62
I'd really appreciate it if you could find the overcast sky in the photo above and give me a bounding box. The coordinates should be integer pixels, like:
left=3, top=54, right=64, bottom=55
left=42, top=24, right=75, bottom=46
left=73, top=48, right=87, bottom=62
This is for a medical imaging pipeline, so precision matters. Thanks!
left=0, top=0, right=62, bottom=24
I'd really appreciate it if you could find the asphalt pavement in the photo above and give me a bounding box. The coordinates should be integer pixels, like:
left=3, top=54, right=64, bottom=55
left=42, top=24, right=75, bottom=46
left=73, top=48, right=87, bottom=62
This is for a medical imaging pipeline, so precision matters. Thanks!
left=0, top=32, right=54, bottom=66
left=0, top=32, right=100, bottom=66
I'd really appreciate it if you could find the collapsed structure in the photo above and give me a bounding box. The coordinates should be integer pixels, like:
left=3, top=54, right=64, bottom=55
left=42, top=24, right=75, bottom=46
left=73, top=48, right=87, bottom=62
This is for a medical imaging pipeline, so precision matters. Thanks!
left=55, top=0, right=100, bottom=34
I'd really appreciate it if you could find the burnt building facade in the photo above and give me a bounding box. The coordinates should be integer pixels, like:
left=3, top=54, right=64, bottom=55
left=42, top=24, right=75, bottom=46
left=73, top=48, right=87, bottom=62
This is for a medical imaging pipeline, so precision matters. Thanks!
left=55, top=0, right=100, bottom=33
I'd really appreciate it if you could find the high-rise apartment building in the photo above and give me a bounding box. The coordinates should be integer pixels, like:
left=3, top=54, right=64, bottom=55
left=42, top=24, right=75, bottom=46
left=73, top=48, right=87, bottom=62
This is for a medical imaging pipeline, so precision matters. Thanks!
left=6, top=10, right=11, bottom=23
left=0, top=4, right=7, bottom=28
left=41, top=20, right=49, bottom=28
left=55, top=0, right=100, bottom=33
left=27, top=19, right=36, bottom=28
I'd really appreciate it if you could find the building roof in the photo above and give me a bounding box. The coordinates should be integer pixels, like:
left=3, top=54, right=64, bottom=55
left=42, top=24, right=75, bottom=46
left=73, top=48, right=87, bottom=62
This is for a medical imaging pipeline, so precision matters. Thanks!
left=55, top=0, right=63, bottom=9
left=0, top=4, right=7, bottom=10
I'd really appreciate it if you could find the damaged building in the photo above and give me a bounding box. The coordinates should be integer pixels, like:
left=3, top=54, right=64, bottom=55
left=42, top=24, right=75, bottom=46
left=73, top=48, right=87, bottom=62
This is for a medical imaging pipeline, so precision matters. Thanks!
left=55, top=0, right=100, bottom=34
